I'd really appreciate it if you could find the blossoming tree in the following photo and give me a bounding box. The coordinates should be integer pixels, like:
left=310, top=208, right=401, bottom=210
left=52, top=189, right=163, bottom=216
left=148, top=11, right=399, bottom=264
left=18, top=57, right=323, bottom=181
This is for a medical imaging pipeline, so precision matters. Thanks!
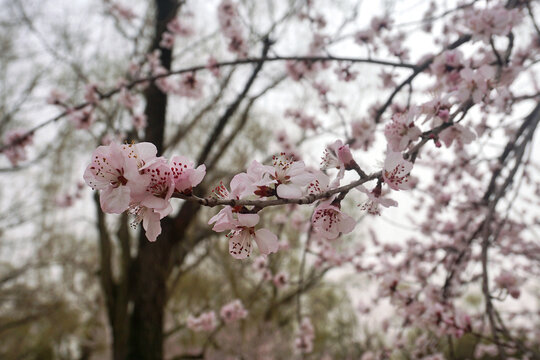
left=2, top=0, right=540, bottom=359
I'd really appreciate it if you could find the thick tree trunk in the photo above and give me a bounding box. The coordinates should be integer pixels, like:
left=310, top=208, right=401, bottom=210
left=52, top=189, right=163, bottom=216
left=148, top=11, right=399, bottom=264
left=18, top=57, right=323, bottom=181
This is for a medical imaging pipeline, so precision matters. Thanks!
left=124, top=0, right=179, bottom=359
left=127, top=219, right=174, bottom=360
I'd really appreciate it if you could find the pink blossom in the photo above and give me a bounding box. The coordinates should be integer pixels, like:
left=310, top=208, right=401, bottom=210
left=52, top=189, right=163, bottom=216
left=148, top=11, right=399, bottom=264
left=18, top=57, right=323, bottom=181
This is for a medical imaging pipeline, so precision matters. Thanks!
left=169, top=156, right=206, bottom=194
left=107, top=1, right=137, bottom=22
left=334, top=63, right=358, bottom=82
left=271, top=153, right=314, bottom=199
left=208, top=206, right=257, bottom=232
left=84, top=142, right=152, bottom=214
left=209, top=177, right=249, bottom=202
left=118, top=87, right=139, bottom=109
left=252, top=255, right=268, bottom=271
left=135, top=157, right=175, bottom=210
left=227, top=227, right=279, bottom=259
left=127, top=154, right=175, bottom=242
left=273, top=272, right=288, bottom=288
left=175, top=73, right=203, bottom=98
left=320, top=140, right=357, bottom=184
left=370, top=16, right=393, bottom=33
left=465, top=5, right=521, bottom=43
left=147, top=50, right=162, bottom=71
left=421, top=96, right=452, bottom=124
left=2, top=130, right=33, bottom=166
left=295, top=317, right=315, bottom=353
left=230, top=160, right=274, bottom=198
left=132, top=113, right=147, bottom=131
left=68, top=106, right=95, bottom=129
left=187, top=311, right=217, bottom=332
left=495, top=270, right=521, bottom=299
left=120, top=142, right=160, bottom=170
left=350, top=118, right=376, bottom=150
left=379, top=70, right=397, bottom=89
left=286, top=60, right=324, bottom=81
left=307, top=170, right=330, bottom=195
left=439, top=124, right=476, bottom=148
left=311, top=197, right=356, bottom=240
left=284, top=109, right=319, bottom=131
left=357, top=184, right=398, bottom=215
left=55, top=194, right=75, bottom=208
left=217, top=0, right=248, bottom=57
left=384, top=109, right=422, bottom=152
left=128, top=203, right=171, bottom=242
left=209, top=209, right=279, bottom=259
left=382, top=151, right=413, bottom=191
left=429, top=50, right=465, bottom=88
left=309, top=33, right=328, bottom=54
left=354, top=29, right=373, bottom=45
left=167, top=18, right=193, bottom=37
left=457, top=65, right=496, bottom=104
left=220, top=299, right=248, bottom=323
left=206, top=56, right=221, bottom=77
left=84, top=83, right=100, bottom=104
left=46, top=89, right=68, bottom=105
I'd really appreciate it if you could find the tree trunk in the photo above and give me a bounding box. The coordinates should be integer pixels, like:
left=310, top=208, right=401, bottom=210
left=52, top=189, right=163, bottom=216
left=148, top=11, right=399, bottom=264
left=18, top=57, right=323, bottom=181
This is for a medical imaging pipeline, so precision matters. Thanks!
left=124, top=0, right=179, bottom=358
left=127, top=219, right=174, bottom=360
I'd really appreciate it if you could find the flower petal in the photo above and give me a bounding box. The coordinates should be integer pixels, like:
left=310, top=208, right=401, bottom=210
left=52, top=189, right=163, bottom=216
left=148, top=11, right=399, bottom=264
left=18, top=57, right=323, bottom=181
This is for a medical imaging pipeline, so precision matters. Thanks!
left=236, top=213, right=260, bottom=227
left=100, top=186, right=131, bottom=214
left=277, top=184, right=303, bottom=199
left=142, top=209, right=162, bottom=242
left=254, top=228, right=279, bottom=255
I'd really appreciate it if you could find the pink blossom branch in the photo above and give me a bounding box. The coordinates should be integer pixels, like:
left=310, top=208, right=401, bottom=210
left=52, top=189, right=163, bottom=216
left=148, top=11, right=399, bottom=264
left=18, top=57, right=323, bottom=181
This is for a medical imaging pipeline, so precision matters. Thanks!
left=405, top=100, right=474, bottom=163
left=173, top=171, right=381, bottom=210
left=0, top=55, right=416, bottom=154
left=372, top=34, right=472, bottom=124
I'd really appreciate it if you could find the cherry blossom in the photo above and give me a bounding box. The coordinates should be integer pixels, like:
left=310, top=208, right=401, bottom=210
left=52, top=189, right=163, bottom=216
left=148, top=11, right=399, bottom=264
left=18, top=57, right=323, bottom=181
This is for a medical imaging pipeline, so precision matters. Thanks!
left=311, top=197, right=356, bottom=240
left=128, top=203, right=171, bottom=242
left=68, top=106, right=95, bottom=129
left=464, top=5, right=521, bottom=43
left=208, top=206, right=256, bottom=232
left=220, top=299, right=248, bottom=323
left=167, top=18, right=193, bottom=37
left=46, top=89, right=68, bottom=105
left=382, top=150, right=413, bottom=191
left=169, top=156, right=206, bottom=194
left=175, top=73, right=203, bottom=98
left=284, top=109, right=319, bottom=131
left=357, top=184, right=398, bottom=215
left=320, top=140, right=358, bottom=186
left=209, top=210, right=279, bottom=259
left=438, top=123, right=476, bottom=148
left=306, top=170, right=330, bottom=195
left=384, top=108, right=422, bottom=152
left=2, top=130, right=33, bottom=166
left=295, top=317, right=315, bottom=354
left=227, top=227, right=278, bottom=259
left=187, top=311, right=217, bottom=332
left=231, top=160, right=275, bottom=198
left=272, top=272, right=288, bottom=288
left=350, top=118, right=376, bottom=151
left=84, top=142, right=151, bottom=214
left=271, top=153, right=314, bottom=199
left=494, top=270, right=521, bottom=299
left=217, top=0, right=248, bottom=57
left=456, top=65, right=496, bottom=104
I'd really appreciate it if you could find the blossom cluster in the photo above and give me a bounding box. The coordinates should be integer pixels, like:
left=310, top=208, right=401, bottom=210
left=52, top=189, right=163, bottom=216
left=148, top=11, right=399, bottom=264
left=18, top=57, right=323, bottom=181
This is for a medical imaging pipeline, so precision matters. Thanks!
left=2, top=129, right=33, bottom=166
left=217, top=0, right=248, bottom=57
left=295, top=317, right=315, bottom=353
left=186, top=299, right=248, bottom=333
left=83, top=142, right=205, bottom=241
